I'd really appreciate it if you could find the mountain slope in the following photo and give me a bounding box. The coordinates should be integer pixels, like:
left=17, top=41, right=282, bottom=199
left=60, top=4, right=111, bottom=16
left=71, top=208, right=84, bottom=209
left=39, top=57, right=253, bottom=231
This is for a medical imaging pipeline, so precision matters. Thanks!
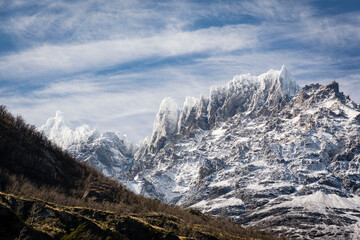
left=41, top=66, right=360, bottom=239
left=0, top=105, right=277, bottom=240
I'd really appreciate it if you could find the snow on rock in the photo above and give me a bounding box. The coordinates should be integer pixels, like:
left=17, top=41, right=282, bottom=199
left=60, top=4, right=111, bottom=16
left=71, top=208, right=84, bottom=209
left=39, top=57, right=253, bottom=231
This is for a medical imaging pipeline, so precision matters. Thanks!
left=177, top=96, right=198, bottom=132
left=190, top=196, right=244, bottom=213
left=206, top=66, right=301, bottom=128
left=40, top=110, right=74, bottom=149
left=279, top=65, right=300, bottom=96
left=130, top=67, right=360, bottom=239
left=279, top=191, right=360, bottom=213
left=178, top=95, right=209, bottom=135
left=41, top=66, right=360, bottom=239
left=149, top=97, right=180, bottom=153
left=40, top=111, right=135, bottom=181
left=258, top=65, right=300, bottom=97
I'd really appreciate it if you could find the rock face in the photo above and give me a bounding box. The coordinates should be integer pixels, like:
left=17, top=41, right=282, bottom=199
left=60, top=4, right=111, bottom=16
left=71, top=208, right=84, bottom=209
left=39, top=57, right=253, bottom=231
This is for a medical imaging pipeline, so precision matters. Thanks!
left=149, top=97, right=180, bottom=153
left=42, top=66, right=360, bottom=239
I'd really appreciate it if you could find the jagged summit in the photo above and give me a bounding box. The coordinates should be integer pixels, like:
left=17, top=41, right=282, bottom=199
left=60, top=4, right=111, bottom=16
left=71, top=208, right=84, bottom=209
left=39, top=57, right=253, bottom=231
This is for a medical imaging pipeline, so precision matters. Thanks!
left=278, top=65, right=299, bottom=96
left=147, top=66, right=301, bottom=153
left=41, top=67, right=360, bottom=239
left=229, top=65, right=299, bottom=97
left=41, top=111, right=135, bottom=179
left=178, top=95, right=209, bottom=135
left=44, top=110, right=67, bottom=128
left=41, top=110, right=75, bottom=149
left=127, top=68, right=360, bottom=239
left=149, top=97, right=180, bottom=152
left=256, top=65, right=299, bottom=99
left=326, top=80, right=340, bottom=93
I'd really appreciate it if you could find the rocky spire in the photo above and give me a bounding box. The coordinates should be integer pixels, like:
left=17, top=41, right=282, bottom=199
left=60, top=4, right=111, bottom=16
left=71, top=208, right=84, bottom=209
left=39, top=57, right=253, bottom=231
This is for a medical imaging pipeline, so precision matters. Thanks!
left=149, top=97, right=180, bottom=153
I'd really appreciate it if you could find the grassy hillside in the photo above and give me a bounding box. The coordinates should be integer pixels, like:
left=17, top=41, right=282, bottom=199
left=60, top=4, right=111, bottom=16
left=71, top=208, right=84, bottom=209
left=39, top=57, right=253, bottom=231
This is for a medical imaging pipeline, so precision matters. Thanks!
left=0, top=105, right=282, bottom=240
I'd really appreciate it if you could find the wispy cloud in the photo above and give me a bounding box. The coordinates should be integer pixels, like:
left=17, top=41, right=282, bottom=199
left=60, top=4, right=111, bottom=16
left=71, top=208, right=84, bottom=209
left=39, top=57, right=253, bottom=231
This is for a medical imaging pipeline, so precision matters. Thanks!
left=3, top=48, right=359, bottom=143
left=286, top=12, right=360, bottom=50
left=1, top=0, right=251, bottom=44
left=0, top=0, right=359, bottom=142
left=0, top=24, right=258, bottom=80
left=239, top=0, right=314, bottom=21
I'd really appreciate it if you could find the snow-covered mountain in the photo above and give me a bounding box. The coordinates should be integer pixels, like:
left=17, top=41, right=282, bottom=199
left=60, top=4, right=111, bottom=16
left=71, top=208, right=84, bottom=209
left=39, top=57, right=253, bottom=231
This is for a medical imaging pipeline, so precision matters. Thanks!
left=41, top=66, right=360, bottom=239
left=40, top=111, right=135, bottom=180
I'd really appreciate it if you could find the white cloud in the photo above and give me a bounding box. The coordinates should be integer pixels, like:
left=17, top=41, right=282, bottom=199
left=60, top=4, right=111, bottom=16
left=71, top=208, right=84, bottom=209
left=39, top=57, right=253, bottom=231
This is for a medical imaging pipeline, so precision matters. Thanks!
left=237, top=0, right=360, bottom=50
left=34, top=79, right=104, bottom=96
left=239, top=0, right=314, bottom=21
left=288, top=12, right=360, bottom=49
left=1, top=0, right=248, bottom=44
left=1, top=0, right=359, bottom=142
left=0, top=24, right=258, bottom=80
left=3, top=47, right=359, bottom=143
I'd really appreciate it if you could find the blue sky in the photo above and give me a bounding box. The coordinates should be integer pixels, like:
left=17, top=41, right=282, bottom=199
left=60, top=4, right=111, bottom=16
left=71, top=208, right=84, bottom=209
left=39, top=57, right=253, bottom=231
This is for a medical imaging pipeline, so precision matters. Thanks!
left=0, top=0, right=359, bottom=142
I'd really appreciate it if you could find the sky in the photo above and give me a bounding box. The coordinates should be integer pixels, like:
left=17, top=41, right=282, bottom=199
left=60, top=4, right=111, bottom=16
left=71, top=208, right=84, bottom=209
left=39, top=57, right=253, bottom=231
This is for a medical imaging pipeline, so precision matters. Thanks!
left=0, top=0, right=359, bottom=142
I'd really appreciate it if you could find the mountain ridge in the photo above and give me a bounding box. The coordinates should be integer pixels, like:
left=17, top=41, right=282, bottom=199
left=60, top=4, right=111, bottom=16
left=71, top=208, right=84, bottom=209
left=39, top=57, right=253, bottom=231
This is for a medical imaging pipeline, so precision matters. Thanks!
left=41, top=67, right=360, bottom=239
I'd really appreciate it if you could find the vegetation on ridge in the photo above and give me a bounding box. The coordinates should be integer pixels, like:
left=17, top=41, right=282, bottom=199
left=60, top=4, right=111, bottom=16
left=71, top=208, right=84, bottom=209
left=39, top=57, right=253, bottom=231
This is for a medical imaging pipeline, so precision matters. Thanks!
left=0, top=105, right=283, bottom=240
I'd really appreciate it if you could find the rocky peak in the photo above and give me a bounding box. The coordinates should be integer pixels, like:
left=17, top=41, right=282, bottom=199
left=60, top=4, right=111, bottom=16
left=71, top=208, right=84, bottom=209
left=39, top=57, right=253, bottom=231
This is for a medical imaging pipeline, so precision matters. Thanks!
left=177, top=95, right=209, bottom=136
left=149, top=97, right=180, bottom=153
left=208, top=66, right=300, bottom=124
left=278, top=65, right=300, bottom=96
left=147, top=67, right=301, bottom=152
left=40, top=110, right=74, bottom=149
left=258, top=65, right=299, bottom=96
left=326, top=80, right=339, bottom=93
left=294, top=81, right=358, bottom=112
left=44, top=110, right=69, bottom=129
left=40, top=112, right=135, bottom=180
left=128, top=72, right=360, bottom=239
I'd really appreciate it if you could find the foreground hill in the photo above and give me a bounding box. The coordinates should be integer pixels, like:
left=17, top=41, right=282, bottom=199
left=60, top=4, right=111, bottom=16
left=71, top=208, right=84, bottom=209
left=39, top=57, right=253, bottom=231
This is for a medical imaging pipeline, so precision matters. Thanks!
left=0, top=106, right=278, bottom=240
left=43, top=66, right=360, bottom=239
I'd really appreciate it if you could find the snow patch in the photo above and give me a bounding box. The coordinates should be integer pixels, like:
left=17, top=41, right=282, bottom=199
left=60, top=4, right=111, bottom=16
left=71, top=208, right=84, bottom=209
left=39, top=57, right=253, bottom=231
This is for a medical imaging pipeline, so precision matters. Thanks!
left=280, top=191, right=360, bottom=213
left=210, top=124, right=227, bottom=141
left=191, top=196, right=244, bottom=212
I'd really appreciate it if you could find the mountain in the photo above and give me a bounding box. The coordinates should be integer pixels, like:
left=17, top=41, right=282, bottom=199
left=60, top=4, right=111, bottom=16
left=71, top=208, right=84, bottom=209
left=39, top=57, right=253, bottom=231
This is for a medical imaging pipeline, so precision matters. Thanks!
left=0, top=105, right=276, bottom=240
left=40, top=111, right=135, bottom=181
left=41, top=66, right=360, bottom=239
